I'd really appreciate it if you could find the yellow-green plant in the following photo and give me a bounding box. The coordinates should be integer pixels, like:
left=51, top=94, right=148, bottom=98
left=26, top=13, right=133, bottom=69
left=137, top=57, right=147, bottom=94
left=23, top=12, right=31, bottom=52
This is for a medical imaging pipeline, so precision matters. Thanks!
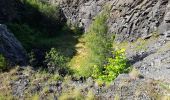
left=86, top=90, right=95, bottom=100
left=92, top=49, right=129, bottom=82
left=59, top=88, right=84, bottom=100
left=76, top=9, right=112, bottom=77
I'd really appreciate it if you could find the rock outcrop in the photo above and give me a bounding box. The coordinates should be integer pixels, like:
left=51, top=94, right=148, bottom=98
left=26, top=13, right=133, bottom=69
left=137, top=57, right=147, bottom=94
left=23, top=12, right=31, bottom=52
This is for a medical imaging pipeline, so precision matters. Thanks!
left=57, top=0, right=170, bottom=99
left=0, top=0, right=170, bottom=99
left=59, top=0, right=169, bottom=41
left=0, top=24, right=27, bottom=65
left=60, top=0, right=108, bottom=32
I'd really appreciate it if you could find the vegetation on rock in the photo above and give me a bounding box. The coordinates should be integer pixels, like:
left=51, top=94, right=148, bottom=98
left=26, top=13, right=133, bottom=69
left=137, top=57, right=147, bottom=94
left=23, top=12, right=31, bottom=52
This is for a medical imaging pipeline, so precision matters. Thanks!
left=70, top=9, right=115, bottom=77
left=45, top=48, right=71, bottom=76
left=92, top=49, right=129, bottom=83
left=0, top=54, right=7, bottom=71
left=0, top=0, right=170, bottom=100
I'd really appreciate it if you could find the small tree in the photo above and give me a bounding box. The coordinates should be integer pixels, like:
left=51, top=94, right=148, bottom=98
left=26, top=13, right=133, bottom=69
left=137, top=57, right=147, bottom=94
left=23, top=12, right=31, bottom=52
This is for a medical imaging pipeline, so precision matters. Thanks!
left=45, top=48, right=69, bottom=75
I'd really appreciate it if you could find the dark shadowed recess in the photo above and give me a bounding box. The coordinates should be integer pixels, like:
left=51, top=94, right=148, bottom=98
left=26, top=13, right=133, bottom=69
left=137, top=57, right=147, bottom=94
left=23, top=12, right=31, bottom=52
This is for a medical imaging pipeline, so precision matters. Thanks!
left=0, top=0, right=84, bottom=68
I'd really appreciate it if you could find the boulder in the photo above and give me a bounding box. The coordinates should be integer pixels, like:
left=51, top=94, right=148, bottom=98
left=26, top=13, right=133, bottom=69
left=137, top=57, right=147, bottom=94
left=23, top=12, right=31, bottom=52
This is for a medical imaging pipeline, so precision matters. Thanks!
left=0, top=24, right=27, bottom=65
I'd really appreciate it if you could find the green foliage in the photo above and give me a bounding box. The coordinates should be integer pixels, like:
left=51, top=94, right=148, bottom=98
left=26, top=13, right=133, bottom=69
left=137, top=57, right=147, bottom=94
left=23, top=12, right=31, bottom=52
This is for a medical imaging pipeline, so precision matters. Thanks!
left=0, top=54, right=7, bottom=71
left=75, top=10, right=112, bottom=77
left=7, top=23, right=40, bottom=50
left=7, top=23, right=79, bottom=57
left=45, top=48, right=68, bottom=68
left=0, top=94, right=15, bottom=100
left=11, top=0, right=61, bottom=36
left=92, top=49, right=129, bottom=83
left=45, top=48, right=70, bottom=75
left=24, top=0, right=59, bottom=20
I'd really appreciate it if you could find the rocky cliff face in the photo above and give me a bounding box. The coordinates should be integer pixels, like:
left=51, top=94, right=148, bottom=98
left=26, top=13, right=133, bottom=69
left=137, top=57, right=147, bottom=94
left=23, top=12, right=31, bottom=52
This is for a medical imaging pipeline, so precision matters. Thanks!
left=109, top=0, right=168, bottom=42
left=58, top=0, right=170, bottom=99
left=60, top=0, right=169, bottom=41
left=0, top=24, right=27, bottom=65
left=0, top=0, right=170, bottom=99
left=59, top=0, right=108, bottom=32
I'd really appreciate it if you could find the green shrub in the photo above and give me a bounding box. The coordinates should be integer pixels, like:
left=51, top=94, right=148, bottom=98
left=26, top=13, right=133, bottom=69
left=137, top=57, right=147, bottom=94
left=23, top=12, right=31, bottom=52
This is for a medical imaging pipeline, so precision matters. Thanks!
left=92, top=49, right=129, bottom=83
left=75, top=9, right=112, bottom=77
left=45, top=48, right=70, bottom=75
left=0, top=54, right=7, bottom=71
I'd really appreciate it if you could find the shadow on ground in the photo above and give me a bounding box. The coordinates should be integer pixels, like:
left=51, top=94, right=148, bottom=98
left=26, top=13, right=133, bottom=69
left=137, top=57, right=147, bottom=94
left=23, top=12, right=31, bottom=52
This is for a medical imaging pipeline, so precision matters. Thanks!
left=0, top=0, right=84, bottom=67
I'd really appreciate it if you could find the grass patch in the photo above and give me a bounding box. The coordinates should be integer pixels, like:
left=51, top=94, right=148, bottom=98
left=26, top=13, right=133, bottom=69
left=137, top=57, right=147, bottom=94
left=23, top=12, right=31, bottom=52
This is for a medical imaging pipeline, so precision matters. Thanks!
left=59, top=88, right=84, bottom=100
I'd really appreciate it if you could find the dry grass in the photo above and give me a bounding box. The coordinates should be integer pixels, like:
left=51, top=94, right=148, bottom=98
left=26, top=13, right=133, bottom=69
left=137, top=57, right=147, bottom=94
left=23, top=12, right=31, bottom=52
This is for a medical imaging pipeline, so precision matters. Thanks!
left=59, top=88, right=84, bottom=100
left=113, top=37, right=158, bottom=52
left=129, top=68, right=141, bottom=80
left=0, top=66, right=64, bottom=99
left=69, top=36, right=88, bottom=69
left=157, top=42, right=170, bottom=53
left=0, top=67, right=19, bottom=99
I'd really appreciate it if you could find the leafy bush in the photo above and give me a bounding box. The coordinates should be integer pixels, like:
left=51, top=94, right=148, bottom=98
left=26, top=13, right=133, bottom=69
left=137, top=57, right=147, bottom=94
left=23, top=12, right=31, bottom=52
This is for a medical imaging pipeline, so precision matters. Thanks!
left=0, top=54, right=7, bottom=71
left=45, top=48, right=69, bottom=75
left=74, top=9, right=112, bottom=77
left=92, top=49, right=129, bottom=83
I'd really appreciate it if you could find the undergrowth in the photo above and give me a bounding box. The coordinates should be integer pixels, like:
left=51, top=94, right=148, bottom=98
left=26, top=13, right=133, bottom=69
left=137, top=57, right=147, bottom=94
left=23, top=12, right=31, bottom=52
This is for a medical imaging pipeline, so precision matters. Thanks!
left=92, top=49, right=129, bottom=83
left=45, top=48, right=72, bottom=76
left=70, top=7, right=129, bottom=81
left=0, top=54, right=7, bottom=71
left=71, top=8, right=113, bottom=77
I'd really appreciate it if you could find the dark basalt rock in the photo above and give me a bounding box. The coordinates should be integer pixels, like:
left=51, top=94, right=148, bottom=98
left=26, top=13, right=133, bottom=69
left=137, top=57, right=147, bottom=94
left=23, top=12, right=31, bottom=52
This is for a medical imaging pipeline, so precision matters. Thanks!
left=0, top=24, right=27, bottom=65
left=58, top=0, right=169, bottom=42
